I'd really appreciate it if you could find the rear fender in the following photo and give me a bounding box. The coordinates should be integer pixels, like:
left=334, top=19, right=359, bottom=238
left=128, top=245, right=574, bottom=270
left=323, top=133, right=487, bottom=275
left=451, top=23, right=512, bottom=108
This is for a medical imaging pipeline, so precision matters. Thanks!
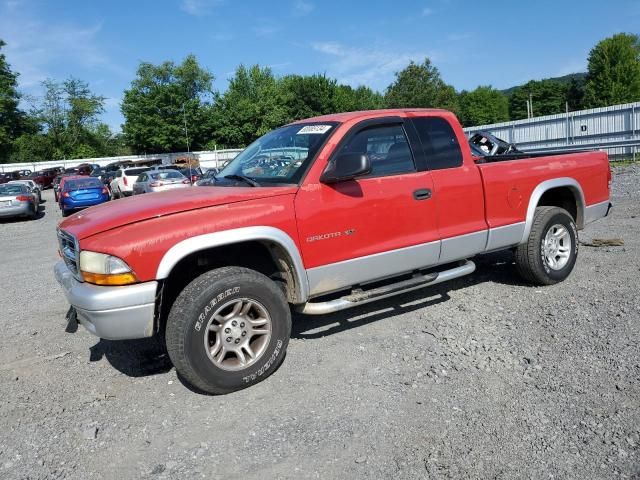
left=521, top=177, right=585, bottom=243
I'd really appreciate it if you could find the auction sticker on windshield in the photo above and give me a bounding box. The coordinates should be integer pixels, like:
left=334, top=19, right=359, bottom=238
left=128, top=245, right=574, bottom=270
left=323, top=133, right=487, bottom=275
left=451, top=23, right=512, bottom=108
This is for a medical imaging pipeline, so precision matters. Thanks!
left=297, top=125, right=332, bottom=135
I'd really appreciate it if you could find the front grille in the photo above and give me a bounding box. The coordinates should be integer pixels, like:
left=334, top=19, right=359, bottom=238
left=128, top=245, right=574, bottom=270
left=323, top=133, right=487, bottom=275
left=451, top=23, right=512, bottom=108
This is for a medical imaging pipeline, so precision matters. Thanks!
left=57, top=229, right=81, bottom=279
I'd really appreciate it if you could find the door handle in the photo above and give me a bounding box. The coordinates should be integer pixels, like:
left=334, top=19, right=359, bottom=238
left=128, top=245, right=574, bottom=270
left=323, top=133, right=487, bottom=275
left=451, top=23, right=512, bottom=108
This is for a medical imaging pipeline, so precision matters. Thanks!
left=413, top=188, right=432, bottom=201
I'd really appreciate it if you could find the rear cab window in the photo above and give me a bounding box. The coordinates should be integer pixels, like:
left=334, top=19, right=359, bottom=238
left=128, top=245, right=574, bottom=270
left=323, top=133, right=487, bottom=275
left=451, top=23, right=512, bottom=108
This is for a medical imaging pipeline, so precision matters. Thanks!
left=411, top=117, right=463, bottom=170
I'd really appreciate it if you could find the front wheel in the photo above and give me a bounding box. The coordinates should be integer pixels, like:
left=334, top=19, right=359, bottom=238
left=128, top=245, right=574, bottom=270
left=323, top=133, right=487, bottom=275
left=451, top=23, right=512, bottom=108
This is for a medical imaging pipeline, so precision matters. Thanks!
left=165, top=267, right=291, bottom=394
left=514, top=206, right=578, bottom=285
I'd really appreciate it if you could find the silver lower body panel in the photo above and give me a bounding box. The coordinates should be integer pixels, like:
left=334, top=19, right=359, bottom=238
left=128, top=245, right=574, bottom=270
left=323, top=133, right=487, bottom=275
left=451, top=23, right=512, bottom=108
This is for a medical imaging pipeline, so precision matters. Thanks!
left=584, top=200, right=612, bottom=226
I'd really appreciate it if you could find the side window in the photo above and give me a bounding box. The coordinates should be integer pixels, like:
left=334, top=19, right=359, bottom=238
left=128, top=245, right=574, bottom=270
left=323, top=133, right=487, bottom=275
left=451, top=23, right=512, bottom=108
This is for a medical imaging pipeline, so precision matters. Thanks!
left=116, top=170, right=122, bottom=178
left=412, top=117, right=463, bottom=170
left=339, top=124, right=415, bottom=177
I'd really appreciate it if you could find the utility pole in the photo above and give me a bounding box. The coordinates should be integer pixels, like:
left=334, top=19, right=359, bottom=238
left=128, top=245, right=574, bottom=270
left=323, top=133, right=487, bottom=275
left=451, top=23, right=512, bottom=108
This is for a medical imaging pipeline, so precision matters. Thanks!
left=182, top=103, right=194, bottom=182
left=182, top=103, right=190, bottom=153
left=529, top=93, right=533, bottom=118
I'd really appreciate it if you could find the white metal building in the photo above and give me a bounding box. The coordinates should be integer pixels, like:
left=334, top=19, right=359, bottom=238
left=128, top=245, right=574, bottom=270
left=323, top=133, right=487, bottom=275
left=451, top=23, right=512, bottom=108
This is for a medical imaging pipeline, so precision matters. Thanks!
left=463, top=101, right=640, bottom=160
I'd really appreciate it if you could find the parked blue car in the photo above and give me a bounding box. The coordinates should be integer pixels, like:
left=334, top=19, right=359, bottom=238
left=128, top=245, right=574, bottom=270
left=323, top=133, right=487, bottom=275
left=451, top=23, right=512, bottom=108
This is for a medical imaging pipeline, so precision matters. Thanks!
left=59, top=177, right=110, bottom=216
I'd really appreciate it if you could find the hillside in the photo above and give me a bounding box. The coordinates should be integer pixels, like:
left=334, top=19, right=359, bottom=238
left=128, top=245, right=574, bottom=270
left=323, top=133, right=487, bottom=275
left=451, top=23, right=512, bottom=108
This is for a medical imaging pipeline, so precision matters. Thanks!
left=501, top=73, right=587, bottom=96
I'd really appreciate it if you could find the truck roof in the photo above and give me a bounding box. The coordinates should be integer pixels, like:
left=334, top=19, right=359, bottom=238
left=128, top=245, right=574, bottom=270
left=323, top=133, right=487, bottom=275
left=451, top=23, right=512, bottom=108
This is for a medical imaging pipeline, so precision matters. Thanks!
left=292, top=108, right=450, bottom=124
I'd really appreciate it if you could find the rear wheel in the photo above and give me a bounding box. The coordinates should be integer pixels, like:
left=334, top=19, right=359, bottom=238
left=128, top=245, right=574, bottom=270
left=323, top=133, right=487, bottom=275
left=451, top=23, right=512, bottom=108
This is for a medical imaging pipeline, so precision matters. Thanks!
left=515, top=206, right=578, bottom=285
left=165, top=267, right=291, bottom=394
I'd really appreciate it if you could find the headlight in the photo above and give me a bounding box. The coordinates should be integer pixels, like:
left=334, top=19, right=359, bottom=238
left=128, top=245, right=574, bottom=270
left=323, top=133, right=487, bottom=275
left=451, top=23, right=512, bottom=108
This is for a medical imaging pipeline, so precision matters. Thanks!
left=79, top=251, right=138, bottom=285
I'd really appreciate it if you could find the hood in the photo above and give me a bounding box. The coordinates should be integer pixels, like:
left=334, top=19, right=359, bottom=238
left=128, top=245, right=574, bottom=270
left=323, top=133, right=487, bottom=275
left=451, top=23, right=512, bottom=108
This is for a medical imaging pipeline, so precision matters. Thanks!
left=60, top=185, right=298, bottom=239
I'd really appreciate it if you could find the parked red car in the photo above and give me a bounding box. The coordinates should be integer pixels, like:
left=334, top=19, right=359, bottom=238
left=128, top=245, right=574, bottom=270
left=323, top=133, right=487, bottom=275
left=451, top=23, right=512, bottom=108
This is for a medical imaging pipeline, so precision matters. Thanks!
left=28, top=169, right=57, bottom=189
left=55, top=109, right=612, bottom=394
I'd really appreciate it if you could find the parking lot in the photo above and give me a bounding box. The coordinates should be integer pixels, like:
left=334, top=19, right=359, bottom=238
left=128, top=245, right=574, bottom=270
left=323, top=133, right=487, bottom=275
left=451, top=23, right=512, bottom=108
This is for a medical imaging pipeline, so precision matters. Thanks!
left=1, top=165, right=639, bottom=479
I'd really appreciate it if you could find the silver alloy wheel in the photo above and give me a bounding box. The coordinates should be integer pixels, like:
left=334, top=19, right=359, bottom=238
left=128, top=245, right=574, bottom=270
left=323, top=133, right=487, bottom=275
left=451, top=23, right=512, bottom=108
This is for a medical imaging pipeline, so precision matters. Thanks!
left=203, top=297, right=272, bottom=371
left=543, top=224, right=572, bottom=270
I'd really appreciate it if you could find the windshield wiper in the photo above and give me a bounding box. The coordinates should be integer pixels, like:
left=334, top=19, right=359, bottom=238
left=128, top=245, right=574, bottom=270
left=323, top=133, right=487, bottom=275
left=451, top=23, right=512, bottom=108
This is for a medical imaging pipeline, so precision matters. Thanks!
left=223, top=174, right=260, bottom=187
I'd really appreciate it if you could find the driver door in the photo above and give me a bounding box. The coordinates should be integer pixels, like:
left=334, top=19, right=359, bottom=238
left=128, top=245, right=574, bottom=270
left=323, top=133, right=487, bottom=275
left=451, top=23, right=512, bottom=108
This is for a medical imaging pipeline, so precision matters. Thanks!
left=294, top=119, right=439, bottom=297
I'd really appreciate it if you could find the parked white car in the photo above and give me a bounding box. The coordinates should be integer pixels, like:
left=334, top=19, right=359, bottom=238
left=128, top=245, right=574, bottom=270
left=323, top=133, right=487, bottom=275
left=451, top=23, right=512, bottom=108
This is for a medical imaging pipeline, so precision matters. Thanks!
left=109, top=167, right=150, bottom=198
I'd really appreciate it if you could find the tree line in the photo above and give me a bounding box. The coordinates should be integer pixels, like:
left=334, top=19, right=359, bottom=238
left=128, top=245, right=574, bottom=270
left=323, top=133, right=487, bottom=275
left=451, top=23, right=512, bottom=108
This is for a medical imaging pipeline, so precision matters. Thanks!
left=1, top=33, right=639, bottom=162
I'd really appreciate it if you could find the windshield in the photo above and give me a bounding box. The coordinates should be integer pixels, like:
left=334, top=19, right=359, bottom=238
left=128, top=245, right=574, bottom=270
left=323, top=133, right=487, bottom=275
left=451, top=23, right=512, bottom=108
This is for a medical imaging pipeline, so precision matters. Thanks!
left=217, top=122, right=337, bottom=185
left=0, top=185, right=27, bottom=195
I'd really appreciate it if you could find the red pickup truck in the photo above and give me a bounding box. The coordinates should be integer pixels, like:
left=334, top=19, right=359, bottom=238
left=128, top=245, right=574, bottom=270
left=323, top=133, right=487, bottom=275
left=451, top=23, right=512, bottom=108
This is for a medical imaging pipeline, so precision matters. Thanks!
left=54, top=109, right=612, bottom=394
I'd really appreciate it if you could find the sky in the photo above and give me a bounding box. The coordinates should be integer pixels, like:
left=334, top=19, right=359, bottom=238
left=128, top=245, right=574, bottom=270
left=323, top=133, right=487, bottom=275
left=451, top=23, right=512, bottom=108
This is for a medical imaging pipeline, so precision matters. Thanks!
left=1, top=0, right=639, bottom=132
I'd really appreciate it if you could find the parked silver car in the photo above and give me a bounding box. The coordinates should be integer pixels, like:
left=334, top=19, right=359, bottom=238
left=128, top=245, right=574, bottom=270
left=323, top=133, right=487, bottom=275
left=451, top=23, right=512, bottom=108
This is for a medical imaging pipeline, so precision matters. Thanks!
left=8, top=180, right=42, bottom=203
left=132, top=170, right=191, bottom=195
left=0, top=183, right=38, bottom=219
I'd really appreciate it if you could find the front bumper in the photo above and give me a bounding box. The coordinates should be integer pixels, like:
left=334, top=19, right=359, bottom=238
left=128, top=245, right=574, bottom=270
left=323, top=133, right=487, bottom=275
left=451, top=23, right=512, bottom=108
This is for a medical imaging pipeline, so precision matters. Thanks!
left=54, top=261, right=158, bottom=340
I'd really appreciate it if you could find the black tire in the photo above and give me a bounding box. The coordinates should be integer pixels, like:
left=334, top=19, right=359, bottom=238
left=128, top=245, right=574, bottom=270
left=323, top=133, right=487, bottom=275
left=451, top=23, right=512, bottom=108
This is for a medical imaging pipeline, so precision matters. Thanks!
left=515, top=206, right=578, bottom=285
left=165, top=267, right=291, bottom=394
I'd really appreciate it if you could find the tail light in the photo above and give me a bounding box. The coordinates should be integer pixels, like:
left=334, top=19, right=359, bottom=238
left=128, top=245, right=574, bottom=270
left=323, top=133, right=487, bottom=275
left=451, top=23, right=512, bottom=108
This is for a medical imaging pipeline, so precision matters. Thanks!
left=16, top=195, right=31, bottom=201
left=191, top=175, right=198, bottom=183
left=123, top=176, right=128, bottom=186
left=102, top=187, right=108, bottom=194
left=182, top=179, right=190, bottom=184
left=149, top=181, right=163, bottom=187
left=607, top=165, right=612, bottom=191
left=62, top=192, right=70, bottom=198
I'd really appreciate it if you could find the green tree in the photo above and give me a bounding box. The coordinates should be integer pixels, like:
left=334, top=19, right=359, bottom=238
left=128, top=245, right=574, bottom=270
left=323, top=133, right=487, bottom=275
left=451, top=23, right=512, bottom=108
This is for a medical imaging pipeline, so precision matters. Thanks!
left=37, top=78, right=108, bottom=159
left=121, top=55, right=215, bottom=153
left=9, top=133, right=52, bottom=163
left=384, top=59, right=459, bottom=113
left=213, top=66, right=386, bottom=148
left=0, top=39, right=27, bottom=162
left=8, top=77, right=114, bottom=162
left=584, top=33, right=640, bottom=108
left=458, top=86, right=509, bottom=127
left=333, top=84, right=384, bottom=112
left=212, top=64, right=288, bottom=147
left=566, top=78, right=585, bottom=111
left=278, top=73, right=342, bottom=120
left=509, top=79, right=571, bottom=120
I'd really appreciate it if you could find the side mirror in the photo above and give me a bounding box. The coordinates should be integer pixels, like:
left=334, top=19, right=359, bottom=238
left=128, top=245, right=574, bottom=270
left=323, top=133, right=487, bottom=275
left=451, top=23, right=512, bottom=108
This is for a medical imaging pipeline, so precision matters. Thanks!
left=320, top=153, right=371, bottom=184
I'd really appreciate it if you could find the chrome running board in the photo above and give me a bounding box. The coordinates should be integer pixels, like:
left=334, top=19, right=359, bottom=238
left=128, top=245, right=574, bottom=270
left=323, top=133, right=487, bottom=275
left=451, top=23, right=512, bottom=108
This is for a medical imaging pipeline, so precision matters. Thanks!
left=298, top=260, right=476, bottom=315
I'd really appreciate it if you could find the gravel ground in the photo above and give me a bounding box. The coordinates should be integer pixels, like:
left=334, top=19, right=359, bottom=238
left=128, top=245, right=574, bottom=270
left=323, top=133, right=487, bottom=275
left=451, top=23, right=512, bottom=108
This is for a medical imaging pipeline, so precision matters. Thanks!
left=1, top=165, right=639, bottom=479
